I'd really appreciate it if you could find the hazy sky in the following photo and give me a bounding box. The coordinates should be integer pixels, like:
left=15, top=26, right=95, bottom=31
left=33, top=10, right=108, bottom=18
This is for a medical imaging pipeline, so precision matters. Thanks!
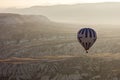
left=1, top=0, right=120, bottom=8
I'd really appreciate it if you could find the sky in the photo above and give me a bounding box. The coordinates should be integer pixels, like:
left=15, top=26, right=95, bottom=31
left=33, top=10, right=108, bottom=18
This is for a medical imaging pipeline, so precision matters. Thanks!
left=1, top=0, right=120, bottom=8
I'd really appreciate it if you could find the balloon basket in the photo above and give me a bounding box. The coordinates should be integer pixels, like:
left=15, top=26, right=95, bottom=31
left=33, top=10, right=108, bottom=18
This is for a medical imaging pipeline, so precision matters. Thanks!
left=86, top=50, right=88, bottom=53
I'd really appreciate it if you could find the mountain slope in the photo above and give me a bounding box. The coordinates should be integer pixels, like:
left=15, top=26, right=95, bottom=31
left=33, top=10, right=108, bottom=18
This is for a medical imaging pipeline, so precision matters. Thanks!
left=0, top=13, right=78, bottom=59
left=0, top=13, right=75, bottom=40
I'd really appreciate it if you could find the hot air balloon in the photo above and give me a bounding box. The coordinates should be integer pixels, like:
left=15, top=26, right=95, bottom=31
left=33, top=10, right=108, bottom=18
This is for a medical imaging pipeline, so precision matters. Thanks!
left=77, top=28, right=97, bottom=53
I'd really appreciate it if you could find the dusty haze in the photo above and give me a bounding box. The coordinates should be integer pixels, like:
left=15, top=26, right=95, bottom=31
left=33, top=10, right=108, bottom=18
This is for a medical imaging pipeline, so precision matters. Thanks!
left=0, top=2, right=120, bottom=80
left=1, top=2, right=120, bottom=24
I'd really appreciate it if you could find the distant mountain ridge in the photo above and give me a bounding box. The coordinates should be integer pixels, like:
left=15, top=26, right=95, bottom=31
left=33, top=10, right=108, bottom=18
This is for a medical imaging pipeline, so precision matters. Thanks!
left=1, top=2, right=120, bottom=24
left=0, top=13, right=76, bottom=41
left=0, top=13, right=50, bottom=25
left=0, top=13, right=78, bottom=58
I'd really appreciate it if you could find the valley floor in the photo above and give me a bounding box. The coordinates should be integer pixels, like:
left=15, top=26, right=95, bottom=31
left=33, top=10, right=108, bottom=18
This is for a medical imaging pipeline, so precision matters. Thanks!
left=0, top=54, right=120, bottom=80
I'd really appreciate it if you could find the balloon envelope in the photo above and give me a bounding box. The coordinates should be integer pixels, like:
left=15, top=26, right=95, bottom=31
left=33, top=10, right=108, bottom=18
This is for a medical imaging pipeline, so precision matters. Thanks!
left=77, top=28, right=97, bottom=52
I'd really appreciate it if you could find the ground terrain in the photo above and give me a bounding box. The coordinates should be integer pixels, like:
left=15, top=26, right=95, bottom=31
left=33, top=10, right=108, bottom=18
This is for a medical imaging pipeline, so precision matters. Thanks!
left=0, top=13, right=120, bottom=80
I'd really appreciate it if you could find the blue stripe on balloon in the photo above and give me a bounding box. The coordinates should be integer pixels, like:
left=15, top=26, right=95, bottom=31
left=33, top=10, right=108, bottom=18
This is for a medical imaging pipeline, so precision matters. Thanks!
left=85, top=28, right=88, bottom=38
left=82, top=29, right=85, bottom=34
left=82, top=42, right=85, bottom=48
left=86, top=42, right=88, bottom=49
left=89, top=29, right=92, bottom=38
